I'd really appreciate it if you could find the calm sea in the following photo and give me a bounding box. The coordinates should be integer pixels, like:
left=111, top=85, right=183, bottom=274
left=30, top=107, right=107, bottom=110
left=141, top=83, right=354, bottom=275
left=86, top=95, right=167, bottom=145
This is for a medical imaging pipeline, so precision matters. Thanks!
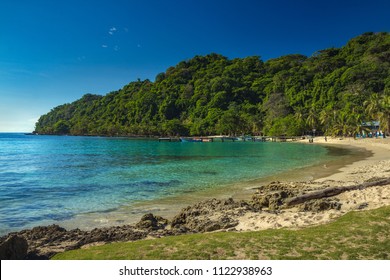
left=0, top=133, right=352, bottom=235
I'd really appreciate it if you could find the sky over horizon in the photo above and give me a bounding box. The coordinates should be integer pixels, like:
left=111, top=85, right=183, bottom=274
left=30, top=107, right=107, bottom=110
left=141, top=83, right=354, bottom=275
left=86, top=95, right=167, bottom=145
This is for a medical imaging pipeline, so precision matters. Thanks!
left=1, top=0, right=389, bottom=132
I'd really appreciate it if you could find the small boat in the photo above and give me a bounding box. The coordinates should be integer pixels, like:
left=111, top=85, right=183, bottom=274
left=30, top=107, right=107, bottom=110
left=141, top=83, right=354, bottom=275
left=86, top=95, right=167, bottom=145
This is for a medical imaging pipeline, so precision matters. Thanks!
left=180, top=137, right=202, bottom=142
left=236, top=135, right=254, bottom=141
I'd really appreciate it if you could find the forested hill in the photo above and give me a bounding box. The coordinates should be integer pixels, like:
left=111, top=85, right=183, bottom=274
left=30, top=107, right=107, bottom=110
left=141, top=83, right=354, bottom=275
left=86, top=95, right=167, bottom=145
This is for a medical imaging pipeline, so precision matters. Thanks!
left=35, top=32, right=390, bottom=137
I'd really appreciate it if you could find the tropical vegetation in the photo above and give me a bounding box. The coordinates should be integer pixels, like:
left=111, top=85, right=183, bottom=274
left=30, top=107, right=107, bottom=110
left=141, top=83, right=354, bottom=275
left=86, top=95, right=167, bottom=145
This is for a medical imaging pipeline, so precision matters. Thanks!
left=35, top=32, right=390, bottom=137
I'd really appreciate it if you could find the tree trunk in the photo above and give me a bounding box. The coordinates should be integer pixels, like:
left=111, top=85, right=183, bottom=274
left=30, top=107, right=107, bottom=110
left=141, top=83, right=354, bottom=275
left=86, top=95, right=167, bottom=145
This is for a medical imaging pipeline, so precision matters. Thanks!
left=285, top=178, right=390, bottom=207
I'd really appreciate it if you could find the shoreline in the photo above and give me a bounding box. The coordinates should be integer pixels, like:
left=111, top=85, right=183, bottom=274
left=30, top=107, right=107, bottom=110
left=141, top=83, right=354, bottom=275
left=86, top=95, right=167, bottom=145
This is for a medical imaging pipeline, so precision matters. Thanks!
left=1, top=137, right=389, bottom=259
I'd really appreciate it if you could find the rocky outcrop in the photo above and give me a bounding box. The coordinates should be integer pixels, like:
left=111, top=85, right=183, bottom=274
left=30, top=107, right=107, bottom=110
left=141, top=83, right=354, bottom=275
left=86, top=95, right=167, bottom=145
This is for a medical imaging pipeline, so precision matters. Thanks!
left=77, top=225, right=148, bottom=245
left=171, top=198, right=253, bottom=232
left=15, top=225, right=84, bottom=259
left=1, top=213, right=190, bottom=259
left=0, top=235, right=28, bottom=260
left=251, top=181, right=310, bottom=211
left=0, top=224, right=153, bottom=259
left=135, top=214, right=168, bottom=231
left=252, top=190, right=297, bottom=210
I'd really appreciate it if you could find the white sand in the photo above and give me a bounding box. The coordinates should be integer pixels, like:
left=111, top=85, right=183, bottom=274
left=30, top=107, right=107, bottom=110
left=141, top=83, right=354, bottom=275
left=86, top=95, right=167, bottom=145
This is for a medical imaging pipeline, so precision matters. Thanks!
left=235, top=137, right=390, bottom=231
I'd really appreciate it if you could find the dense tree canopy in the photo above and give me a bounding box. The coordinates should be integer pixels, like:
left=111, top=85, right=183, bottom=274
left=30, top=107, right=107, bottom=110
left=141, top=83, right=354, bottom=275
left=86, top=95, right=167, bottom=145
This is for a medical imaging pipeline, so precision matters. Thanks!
left=35, top=32, right=390, bottom=137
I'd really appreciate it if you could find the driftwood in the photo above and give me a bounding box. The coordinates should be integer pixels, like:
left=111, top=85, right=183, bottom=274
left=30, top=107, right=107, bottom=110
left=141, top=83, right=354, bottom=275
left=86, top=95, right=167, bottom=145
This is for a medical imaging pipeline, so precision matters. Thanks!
left=285, top=178, right=390, bottom=207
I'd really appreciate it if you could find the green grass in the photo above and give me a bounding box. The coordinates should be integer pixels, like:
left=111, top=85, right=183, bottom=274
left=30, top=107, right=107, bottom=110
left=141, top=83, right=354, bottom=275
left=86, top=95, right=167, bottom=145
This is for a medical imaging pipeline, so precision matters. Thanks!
left=53, top=206, right=390, bottom=260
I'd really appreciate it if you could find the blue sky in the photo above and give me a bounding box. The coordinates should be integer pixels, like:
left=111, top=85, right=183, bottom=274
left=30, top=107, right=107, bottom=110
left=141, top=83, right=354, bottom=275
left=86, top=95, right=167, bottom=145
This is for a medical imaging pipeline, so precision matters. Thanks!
left=0, top=0, right=389, bottom=132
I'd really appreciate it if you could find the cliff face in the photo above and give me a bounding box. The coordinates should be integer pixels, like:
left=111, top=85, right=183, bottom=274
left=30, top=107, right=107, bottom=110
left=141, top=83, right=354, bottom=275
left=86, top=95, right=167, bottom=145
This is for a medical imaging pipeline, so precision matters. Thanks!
left=35, top=32, right=390, bottom=137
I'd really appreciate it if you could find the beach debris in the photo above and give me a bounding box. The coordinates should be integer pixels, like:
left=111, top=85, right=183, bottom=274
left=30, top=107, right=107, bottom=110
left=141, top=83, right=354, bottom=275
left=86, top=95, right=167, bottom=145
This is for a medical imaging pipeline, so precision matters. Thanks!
left=356, top=202, right=369, bottom=210
left=286, top=178, right=390, bottom=207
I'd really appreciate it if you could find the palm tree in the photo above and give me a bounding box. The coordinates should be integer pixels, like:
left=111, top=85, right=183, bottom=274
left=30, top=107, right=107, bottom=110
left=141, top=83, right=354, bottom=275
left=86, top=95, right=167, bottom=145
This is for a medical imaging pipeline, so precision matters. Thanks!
left=364, top=93, right=390, bottom=135
left=306, top=106, right=318, bottom=133
left=364, top=93, right=381, bottom=119
left=381, top=95, right=390, bottom=134
left=327, top=109, right=355, bottom=137
left=293, top=107, right=306, bottom=135
left=319, top=105, right=338, bottom=135
left=347, top=112, right=364, bottom=138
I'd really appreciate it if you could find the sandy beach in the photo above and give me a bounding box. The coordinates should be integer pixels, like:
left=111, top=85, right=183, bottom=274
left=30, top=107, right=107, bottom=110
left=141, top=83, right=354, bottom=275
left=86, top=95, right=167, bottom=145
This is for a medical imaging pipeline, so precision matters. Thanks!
left=235, top=137, right=390, bottom=231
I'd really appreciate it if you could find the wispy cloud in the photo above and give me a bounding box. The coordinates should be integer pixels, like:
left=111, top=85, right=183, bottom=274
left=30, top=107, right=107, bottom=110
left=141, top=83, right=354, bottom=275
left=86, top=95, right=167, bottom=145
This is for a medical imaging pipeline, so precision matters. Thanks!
left=103, top=27, right=124, bottom=51
left=108, top=27, right=117, bottom=35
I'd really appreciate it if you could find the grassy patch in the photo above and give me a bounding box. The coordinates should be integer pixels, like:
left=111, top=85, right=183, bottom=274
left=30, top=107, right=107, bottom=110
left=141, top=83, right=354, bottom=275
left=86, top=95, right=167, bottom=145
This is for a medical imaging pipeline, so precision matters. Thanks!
left=53, top=206, right=390, bottom=260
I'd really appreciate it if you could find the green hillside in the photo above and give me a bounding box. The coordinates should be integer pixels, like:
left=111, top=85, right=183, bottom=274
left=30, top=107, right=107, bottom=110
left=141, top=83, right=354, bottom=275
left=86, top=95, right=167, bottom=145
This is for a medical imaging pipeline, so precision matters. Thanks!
left=35, top=32, right=390, bottom=137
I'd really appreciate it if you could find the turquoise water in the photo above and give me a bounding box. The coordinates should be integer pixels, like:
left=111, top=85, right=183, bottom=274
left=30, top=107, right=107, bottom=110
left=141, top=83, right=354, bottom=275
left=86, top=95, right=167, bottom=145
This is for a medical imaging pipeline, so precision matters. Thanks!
left=0, top=133, right=342, bottom=235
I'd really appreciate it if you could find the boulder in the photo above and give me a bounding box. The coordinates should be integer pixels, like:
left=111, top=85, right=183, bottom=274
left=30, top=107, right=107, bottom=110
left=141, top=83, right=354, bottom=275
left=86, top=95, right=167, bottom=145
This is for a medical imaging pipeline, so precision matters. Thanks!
left=0, top=235, right=28, bottom=260
left=136, top=213, right=168, bottom=230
